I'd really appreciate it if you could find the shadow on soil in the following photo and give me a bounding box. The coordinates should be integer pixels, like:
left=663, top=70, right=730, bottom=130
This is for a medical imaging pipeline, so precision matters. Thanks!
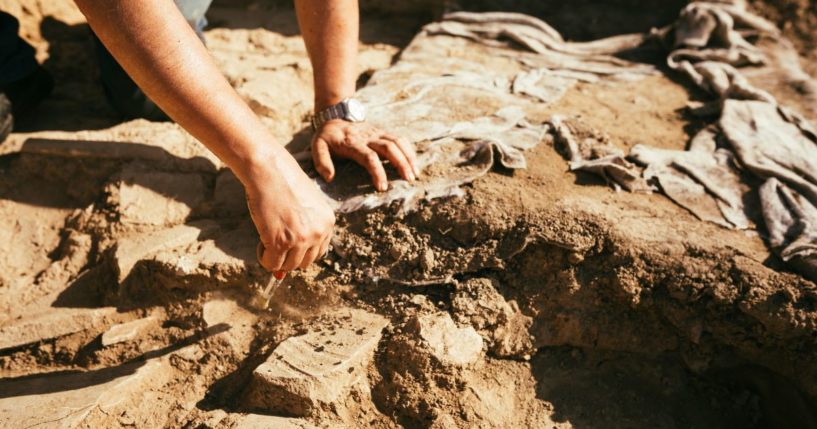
left=0, top=323, right=228, bottom=398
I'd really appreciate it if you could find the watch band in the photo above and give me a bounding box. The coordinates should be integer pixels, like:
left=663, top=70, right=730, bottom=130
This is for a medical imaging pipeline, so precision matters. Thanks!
left=311, top=99, right=356, bottom=131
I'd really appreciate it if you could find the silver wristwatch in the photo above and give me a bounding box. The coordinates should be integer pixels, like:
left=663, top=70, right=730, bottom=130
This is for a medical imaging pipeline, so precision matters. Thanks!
left=311, top=98, right=367, bottom=131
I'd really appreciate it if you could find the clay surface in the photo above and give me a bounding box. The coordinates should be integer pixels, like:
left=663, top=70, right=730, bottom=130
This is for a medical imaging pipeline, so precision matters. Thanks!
left=0, top=1, right=816, bottom=428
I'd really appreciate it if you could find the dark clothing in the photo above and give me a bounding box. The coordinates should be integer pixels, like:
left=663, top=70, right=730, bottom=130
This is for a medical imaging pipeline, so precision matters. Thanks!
left=93, top=0, right=213, bottom=120
left=0, top=12, right=38, bottom=87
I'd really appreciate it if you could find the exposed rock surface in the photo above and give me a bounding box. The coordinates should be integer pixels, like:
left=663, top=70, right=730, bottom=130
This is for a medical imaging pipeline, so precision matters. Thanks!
left=407, top=312, right=484, bottom=367
left=109, top=167, right=207, bottom=227
left=247, top=309, right=388, bottom=416
left=0, top=358, right=174, bottom=428
left=112, top=222, right=213, bottom=284
left=101, top=315, right=160, bottom=347
left=451, top=277, right=535, bottom=358
left=0, top=307, right=119, bottom=351
left=1, top=1, right=816, bottom=428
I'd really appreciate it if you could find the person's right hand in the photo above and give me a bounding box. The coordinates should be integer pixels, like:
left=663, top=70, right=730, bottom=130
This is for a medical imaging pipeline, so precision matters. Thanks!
left=242, top=150, right=335, bottom=272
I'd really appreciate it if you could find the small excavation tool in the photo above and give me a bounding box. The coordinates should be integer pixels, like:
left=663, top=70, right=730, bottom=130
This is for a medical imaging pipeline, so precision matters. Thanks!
left=250, top=270, right=286, bottom=310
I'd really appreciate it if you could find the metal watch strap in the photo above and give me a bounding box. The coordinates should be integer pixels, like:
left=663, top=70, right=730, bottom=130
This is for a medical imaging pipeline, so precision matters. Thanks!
left=312, top=102, right=348, bottom=131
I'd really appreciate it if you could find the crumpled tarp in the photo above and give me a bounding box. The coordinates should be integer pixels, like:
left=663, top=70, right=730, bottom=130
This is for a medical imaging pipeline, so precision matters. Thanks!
left=645, top=0, right=817, bottom=282
left=547, top=115, right=652, bottom=193
left=298, top=11, right=655, bottom=214
left=545, top=0, right=817, bottom=282
left=631, top=126, right=751, bottom=229
left=303, top=3, right=815, bottom=282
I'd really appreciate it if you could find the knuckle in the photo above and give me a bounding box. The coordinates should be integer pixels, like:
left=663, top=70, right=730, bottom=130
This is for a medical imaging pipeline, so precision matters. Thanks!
left=257, top=256, right=272, bottom=270
left=275, top=230, right=297, bottom=248
left=307, top=228, right=323, bottom=242
left=292, top=230, right=311, bottom=243
left=365, top=152, right=380, bottom=165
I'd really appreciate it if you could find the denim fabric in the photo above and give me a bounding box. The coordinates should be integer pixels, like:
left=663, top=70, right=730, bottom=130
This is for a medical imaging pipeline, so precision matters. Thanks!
left=96, top=0, right=214, bottom=120
left=0, top=12, right=38, bottom=87
left=176, top=0, right=215, bottom=36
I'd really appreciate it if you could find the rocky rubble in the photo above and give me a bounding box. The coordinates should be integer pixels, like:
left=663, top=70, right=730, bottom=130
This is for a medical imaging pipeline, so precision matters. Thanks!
left=246, top=309, right=388, bottom=416
left=0, top=1, right=816, bottom=428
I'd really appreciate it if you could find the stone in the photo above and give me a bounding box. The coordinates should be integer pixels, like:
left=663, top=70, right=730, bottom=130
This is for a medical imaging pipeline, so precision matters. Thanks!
left=101, top=315, right=159, bottom=347
left=112, top=221, right=215, bottom=284
left=237, top=68, right=312, bottom=138
left=429, top=413, right=458, bottom=429
left=148, top=221, right=260, bottom=290
left=15, top=121, right=222, bottom=173
left=233, top=413, right=320, bottom=429
left=213, top=169, right=248, bottom=216
left=0, top=357, right=174, bottom=428
left=0, top=307, right=118, bottom=350
left=409, top=312, right=483, bottom=367
left=419, top=248, right=436, bottom=271
left=451, top=278, right=534, bottom=358
left=111, top=165, right=207, bottom=226
left=247, top=309, right=389, bottom=416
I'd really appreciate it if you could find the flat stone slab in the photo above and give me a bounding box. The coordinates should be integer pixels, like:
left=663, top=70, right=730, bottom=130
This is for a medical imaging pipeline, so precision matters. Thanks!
left=101, top=315, right=160, bottom=347
left=247, top=309, right=389, bottom=416
left=213, top=169, right=248, bottom=216
left=0, top=307, right=118, bottom=350
left=112, top=166, right=206, bottom=227
left=409, top=312, right=484, bottom=367
left=14, top=121, right=223, bottom=172
left=0, top=358, right=173, bottom=428
left=146, top=221, right=261, bottom=289
left=233, top=413, right=320, bottom=429
left=112, top=221, right=215, bottom=284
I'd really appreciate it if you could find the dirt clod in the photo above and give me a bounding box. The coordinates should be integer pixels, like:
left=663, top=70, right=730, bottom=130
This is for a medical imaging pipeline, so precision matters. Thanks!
left=1, top=1, right=817, bottom=428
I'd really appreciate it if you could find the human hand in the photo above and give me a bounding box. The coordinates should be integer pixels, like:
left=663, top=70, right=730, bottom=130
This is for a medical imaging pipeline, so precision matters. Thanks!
left=311, top=120, right=419, bottom=191
left=242, top=150, right=335, bottom=272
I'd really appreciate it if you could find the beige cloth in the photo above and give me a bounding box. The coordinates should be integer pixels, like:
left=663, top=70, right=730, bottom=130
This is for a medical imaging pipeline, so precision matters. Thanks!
left=306, top=11, right=655, bottom=214
left=548, top=116, right=652, bottom=193
left=630, top=0, right=817, bottom=282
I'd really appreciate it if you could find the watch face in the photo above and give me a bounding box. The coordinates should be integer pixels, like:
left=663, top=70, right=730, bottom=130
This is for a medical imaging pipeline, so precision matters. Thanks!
left=346, top=98, right=366, bottom=122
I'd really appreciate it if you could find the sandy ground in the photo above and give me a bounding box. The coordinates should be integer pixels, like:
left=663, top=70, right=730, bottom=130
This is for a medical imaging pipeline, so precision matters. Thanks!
left=0, top=1, right=816, bottom=428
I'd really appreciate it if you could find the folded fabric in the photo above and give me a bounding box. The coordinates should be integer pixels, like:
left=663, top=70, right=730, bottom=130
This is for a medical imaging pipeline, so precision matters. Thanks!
left=306, top=11, right=655, bottom=214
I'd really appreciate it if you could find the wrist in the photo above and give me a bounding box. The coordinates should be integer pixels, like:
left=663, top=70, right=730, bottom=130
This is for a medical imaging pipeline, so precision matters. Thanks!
left=231, top=141, right=294, bottom=193
left=315, top=97, right=343, bottom=113
left=312, top=98, right=366, bottom=131
left=314, top=87, right=355, bottom=112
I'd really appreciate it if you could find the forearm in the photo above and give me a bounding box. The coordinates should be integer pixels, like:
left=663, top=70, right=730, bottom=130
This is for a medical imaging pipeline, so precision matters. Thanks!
left=294, top=0, right=359, bottom=111
left=75, top=0, right=287, bottom=188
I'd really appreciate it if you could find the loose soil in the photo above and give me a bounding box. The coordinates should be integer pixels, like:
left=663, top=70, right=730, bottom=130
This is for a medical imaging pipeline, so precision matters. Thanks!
left=0, top=1, right=816, bottom=428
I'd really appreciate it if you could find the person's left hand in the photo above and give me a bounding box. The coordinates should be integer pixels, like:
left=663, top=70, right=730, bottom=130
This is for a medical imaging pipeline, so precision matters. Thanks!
left=311, top=119, right=419, bottom=191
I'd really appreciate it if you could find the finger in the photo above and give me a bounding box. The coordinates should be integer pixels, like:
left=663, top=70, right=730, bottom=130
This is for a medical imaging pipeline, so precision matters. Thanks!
left=298, top=245, right=321, bottom=270
left=319, top=234, right=331, bottom=258
left=312, top=137, right=335, bottom=182
left=281, top=245, right=308, bottom=272
left=383, top=134, right=419, bottom=177
left=257, top=242, right=288, bottom=272
left=370, top=140, right=415, bottom=183
left=350, top=146, right=389, bottom=192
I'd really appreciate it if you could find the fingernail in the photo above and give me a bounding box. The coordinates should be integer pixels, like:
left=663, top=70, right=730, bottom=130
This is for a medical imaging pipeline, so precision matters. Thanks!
left=408, top=172, right=416, bottom=182
left=378, top=183, right=388, bottom=192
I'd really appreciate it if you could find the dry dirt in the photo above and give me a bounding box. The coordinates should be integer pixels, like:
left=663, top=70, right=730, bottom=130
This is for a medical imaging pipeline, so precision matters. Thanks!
left=0, top=1, right=816, bottom=428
